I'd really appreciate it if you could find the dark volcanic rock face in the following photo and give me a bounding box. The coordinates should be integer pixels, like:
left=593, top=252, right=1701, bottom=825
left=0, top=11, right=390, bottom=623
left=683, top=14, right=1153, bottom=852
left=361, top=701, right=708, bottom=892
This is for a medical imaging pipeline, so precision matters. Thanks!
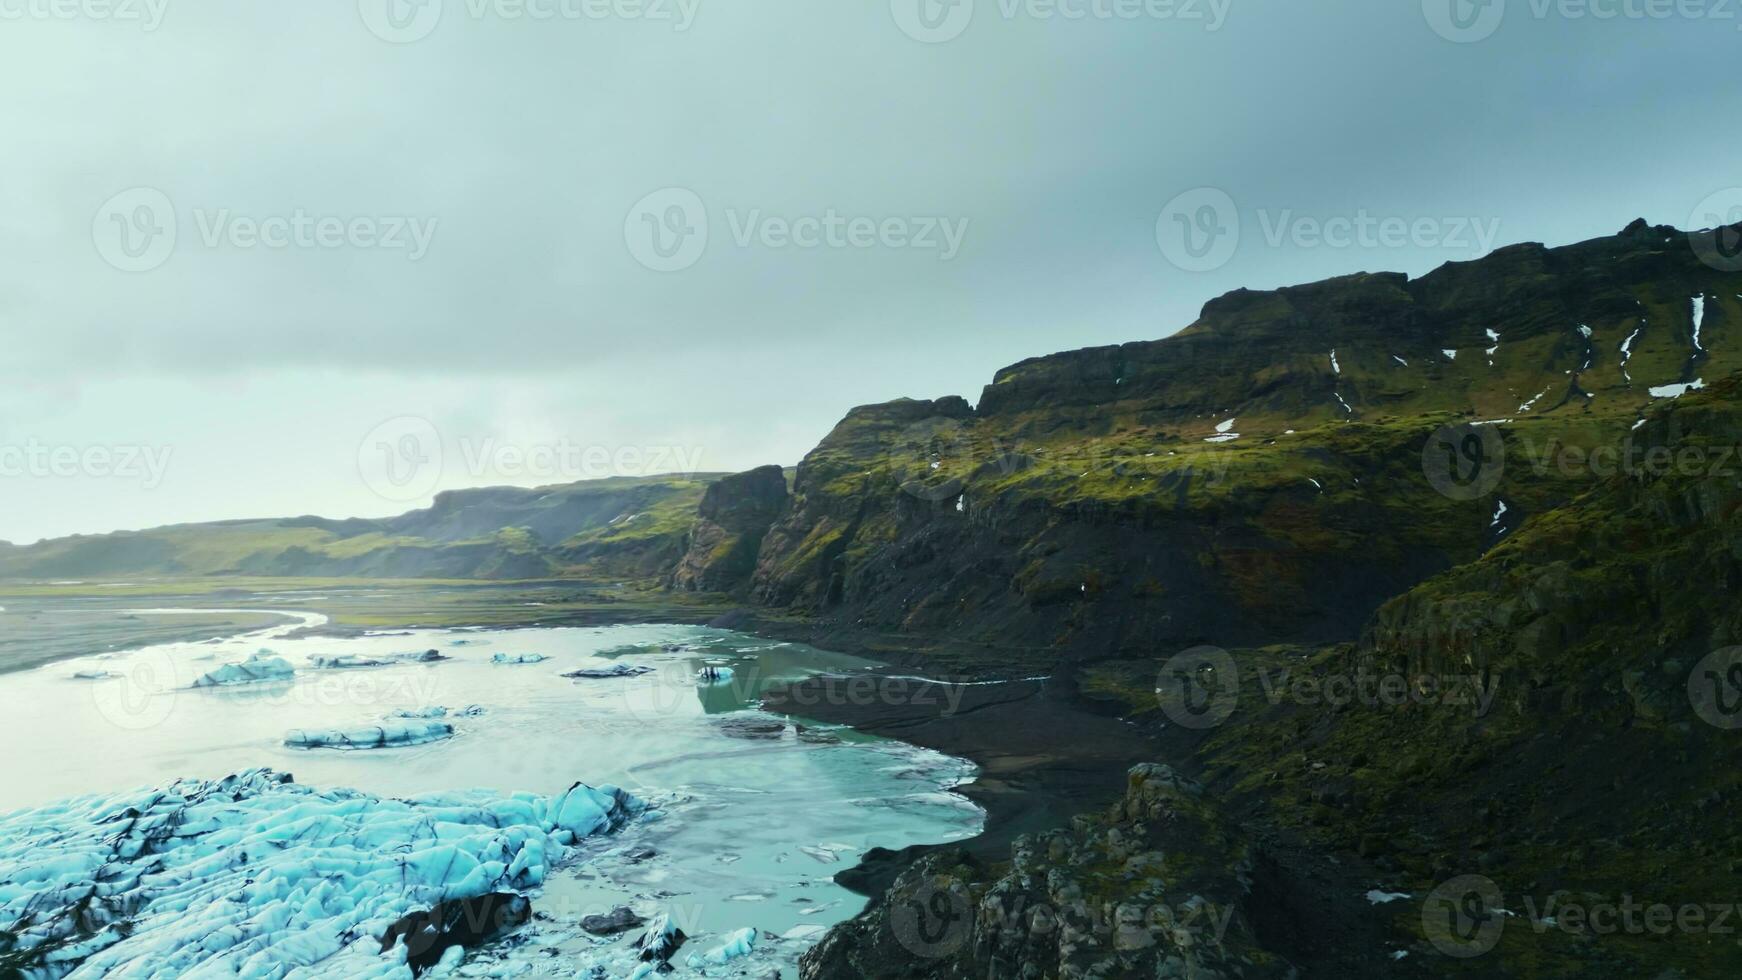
left=745, top=222, right=1742, bottom=662
left=800, top=765, right=1293, bottom=980
left=671, top=464, right=790, bottom=593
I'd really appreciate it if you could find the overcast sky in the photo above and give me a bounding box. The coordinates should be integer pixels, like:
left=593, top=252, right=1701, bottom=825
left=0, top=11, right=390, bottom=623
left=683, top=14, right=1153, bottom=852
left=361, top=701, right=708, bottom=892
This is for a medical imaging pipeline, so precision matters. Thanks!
left=0, top=0, right=1735, bottom=543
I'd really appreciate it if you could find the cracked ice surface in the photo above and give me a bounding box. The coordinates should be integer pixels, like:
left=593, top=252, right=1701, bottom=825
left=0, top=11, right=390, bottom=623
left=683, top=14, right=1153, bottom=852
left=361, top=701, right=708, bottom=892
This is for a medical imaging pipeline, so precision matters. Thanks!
left=0, top=769, right=639, bottom=978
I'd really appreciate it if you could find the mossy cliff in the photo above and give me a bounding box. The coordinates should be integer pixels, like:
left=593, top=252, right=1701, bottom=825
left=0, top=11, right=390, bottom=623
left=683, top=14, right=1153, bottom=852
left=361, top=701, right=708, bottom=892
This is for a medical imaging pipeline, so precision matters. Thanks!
left=800, top=764, right=1294, bottom=980
left=739, top=220, right=1742, bottom=664
left=669, top=464, right=789, bottom=592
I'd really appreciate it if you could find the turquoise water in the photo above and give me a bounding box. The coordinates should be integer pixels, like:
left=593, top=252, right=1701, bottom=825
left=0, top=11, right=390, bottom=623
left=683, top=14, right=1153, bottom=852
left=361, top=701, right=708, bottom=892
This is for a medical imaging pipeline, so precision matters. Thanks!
left=0, top=616, right=983, bottom=977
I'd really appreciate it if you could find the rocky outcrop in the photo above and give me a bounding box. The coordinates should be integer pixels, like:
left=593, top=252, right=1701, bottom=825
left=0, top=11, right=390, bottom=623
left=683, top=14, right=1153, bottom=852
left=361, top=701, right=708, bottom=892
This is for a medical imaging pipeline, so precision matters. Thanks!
left=670, top=464, right=789, bottom=592
left=800, top=764, right=1292, bottom=980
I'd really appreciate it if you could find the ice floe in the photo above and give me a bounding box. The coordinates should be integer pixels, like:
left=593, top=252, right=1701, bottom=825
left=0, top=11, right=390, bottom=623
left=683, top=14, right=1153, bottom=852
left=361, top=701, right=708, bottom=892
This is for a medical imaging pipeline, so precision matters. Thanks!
left=561, top=664, right=655, bottom=679
left=310, top=654, right=393, bottom=669
left=0, top=769, right=642, bottom=977
left=285, top=718, right=456, bottom=750
left=686, top=926, right=758, bottom=968
left=490, top=653, right=548, bottom=665
left=191, top=651, right=296, bottom=688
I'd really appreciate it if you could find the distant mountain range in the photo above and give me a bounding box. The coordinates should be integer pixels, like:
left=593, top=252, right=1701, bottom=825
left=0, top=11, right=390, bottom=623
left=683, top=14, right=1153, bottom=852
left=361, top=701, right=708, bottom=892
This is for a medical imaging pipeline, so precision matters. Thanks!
left=0, top=475, right=726, bottom=580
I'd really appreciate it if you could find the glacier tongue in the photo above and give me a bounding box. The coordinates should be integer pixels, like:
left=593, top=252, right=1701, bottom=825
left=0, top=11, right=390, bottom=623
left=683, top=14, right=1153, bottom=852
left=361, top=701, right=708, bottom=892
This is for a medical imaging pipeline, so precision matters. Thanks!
left=0, top=769, right=642, bottom=978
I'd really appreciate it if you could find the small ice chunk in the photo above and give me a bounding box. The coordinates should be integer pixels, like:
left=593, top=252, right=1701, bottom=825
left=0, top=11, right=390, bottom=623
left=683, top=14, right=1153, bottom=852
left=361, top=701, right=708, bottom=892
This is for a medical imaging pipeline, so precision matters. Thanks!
left=1329, top=349, right=1341, bottom=374
left=1365, top=890, right=1411, bottom=905
left=696, top=666, right=736, bottom=684
left=491, top=653, right=548, bottom=665
left=1333, top=392, right=1353, bottom=415
left=686, top=927, right=758, bottom=968
left=1391, top=355, right=1408, bottom=366
left=1442, top=349, right=1458, bottom=360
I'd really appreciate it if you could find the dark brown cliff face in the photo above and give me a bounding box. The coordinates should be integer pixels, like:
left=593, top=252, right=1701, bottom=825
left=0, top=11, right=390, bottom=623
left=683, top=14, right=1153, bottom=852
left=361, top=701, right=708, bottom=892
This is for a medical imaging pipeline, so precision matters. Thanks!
left=799, top=765, right=1296, bottom=980
left=742, top=222, right=1742, bottom=665
left=670, top=464, right=789, bottom=593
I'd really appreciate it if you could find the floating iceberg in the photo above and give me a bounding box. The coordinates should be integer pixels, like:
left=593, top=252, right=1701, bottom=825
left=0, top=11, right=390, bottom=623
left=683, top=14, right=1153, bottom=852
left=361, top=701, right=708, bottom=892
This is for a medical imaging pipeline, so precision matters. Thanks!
left=686, top=926, right=758, bottom=968
left=0, top=769, right=643, bottom=977
left=191, top=651, right=296, bottom=687
left=562, top=663, right=655, bottom=679
left=491, top=653, right=548, bottom=665
left=697, top=666, right=736, bottom=684
left=310, top=654, right=393, bottom=669
left=285, top=719, right=456, bottom=750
